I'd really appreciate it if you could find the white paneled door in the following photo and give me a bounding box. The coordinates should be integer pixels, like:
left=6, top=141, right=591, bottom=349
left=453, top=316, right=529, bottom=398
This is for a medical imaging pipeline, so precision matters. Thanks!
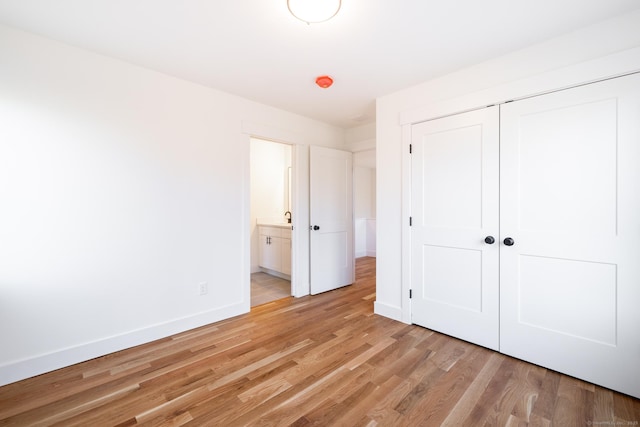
left=411, top=107, right=500, bottom=351
left=310, top=146, right=354, bottom=294
left=410, top=72, right=640, bottom=398
left=500, top=73, right=640, bottom=398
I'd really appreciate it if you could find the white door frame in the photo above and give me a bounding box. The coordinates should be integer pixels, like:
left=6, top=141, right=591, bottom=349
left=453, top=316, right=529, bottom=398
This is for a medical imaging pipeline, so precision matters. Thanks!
left=247, top=135, right=299, bottom=296
left=242, top=122, right=313, bottom=305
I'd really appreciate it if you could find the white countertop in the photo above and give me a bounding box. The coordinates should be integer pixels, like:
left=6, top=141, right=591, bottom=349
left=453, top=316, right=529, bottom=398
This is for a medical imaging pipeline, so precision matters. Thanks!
left=257, top=222, right=292, bottom=229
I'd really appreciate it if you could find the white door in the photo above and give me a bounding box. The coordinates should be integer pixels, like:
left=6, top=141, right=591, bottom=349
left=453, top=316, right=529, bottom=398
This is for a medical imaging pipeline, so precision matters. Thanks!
left=500, top=73, right=640, bottom=398
left=310, top=146, right=354, bottom=294
left=411, top=107, right=500, bottom=350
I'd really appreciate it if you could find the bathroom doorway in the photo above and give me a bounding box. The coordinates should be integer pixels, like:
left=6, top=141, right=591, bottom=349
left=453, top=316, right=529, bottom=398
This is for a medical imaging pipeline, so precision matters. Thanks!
left=249, top=137, right=293, bottom=307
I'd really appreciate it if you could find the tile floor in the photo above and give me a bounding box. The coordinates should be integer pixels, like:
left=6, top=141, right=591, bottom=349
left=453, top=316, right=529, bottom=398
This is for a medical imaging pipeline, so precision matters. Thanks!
left=250, top=272, right=291, bottom=307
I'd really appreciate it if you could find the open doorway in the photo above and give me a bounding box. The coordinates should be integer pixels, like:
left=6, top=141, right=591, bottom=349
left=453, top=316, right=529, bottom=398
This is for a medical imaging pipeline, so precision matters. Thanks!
left=354, top=148, right=376, bottom=259
left=249, top=137, right=293, bottom=307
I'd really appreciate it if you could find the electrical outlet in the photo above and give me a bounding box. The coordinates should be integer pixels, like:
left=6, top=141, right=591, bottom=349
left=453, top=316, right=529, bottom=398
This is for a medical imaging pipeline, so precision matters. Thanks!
left=198, top=282, right=208, bottom=296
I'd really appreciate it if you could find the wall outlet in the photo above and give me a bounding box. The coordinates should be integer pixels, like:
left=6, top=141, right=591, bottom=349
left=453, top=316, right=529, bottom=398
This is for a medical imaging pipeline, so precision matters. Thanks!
left=198, top=282, right=208, bottom=296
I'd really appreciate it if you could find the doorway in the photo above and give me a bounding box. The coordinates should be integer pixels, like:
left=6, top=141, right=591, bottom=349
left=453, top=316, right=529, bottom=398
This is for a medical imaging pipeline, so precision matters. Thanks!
left=249, top=137, right=293, bottom=307
left=353, top=149, right=376, bottom=259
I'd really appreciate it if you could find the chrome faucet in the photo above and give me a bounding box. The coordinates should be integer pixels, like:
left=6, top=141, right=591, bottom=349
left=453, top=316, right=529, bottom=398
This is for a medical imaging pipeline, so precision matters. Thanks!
left=284, top=211, right=292, bottom=224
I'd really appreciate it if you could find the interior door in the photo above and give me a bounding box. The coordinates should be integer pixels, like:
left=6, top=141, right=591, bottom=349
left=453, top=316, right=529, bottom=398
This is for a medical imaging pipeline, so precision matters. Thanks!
left=500, top=73, right=640, bottom=398
left=310, top=145, right=354, bottom=294
left=411, top=107, right=500, bottom=350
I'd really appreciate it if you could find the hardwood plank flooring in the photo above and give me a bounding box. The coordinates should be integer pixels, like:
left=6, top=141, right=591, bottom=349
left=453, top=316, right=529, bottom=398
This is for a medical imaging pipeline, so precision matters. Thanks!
left=1, top=257, right=638, bottom=426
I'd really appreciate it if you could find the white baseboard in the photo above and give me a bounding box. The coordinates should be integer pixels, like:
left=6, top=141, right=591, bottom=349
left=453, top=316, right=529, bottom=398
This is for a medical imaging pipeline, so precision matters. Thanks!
left=0, top=302, right=247, bottom=387
left=374, top=301, right=407, bottom=323
left=258, top=268, right=291, bottom=281
left=356, top=251, right=376, bottom=258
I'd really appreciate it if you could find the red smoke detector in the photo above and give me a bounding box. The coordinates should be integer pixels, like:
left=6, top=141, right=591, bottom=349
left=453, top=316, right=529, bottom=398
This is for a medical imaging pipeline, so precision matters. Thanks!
left=315, top=75, right=334, bottom=88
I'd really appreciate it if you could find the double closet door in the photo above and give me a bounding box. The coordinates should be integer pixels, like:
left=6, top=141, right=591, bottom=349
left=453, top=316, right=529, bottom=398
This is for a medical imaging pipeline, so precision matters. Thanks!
left=410, top=73, right=640, bottom=398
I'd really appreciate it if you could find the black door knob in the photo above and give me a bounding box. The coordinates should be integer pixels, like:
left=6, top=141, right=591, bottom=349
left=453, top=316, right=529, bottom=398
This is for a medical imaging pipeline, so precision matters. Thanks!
left=484, top=236, right=495, bottom=244
left=503, top=237, right=515, bottom=246
left=313, top=225, right=320, bottom=230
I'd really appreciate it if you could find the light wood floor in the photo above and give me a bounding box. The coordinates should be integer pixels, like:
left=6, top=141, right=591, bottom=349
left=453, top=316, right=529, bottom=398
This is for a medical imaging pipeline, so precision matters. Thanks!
left=251, top=272, right=291, bottom=307
left=1, top=257, right=638, bottom=426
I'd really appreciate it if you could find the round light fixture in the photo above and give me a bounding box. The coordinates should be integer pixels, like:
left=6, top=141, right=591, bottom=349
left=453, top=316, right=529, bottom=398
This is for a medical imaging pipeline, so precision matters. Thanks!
left=315, top=75, right=334, bottom=89
left=287, top=0, right=341, bottom=24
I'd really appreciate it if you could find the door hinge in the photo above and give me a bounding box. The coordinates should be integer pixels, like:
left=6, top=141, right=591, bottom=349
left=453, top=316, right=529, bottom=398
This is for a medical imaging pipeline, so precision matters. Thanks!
left=409, top=144, right=412, bottom=154
left=409, top=289, right=412, bottom=299
left=409, top=216, right=412, bottom=226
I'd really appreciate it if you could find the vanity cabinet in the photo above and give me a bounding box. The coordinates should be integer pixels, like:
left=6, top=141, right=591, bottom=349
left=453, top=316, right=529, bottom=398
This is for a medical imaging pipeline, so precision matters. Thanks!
left=258, top=225, right=291, bottom=276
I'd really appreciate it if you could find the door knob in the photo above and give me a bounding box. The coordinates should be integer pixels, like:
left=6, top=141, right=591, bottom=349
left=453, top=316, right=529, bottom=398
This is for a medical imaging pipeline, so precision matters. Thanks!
left=484, top=236, right=495, bottom=244
left=313, top=225, right=320, bottom=230
left=503, top=237, right=515, bottom=246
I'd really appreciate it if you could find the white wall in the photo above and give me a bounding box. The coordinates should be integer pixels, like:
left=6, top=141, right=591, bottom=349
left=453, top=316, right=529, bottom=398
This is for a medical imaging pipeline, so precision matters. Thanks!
left=346, top=122, right=376, bottom=152
left=250, top=139, right=291, bottom=272
left=0, top=24, right=345, bottom=386
left=375, top=10, right=640, bottom=322
left=354, top=165, right=375, bottom=219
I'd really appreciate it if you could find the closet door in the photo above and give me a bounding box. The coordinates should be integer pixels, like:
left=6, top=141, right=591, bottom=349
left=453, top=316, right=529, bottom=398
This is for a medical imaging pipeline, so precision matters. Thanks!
left=500, top=73, right=640, bottom=398
left=411, top=107, right=500, bottom=350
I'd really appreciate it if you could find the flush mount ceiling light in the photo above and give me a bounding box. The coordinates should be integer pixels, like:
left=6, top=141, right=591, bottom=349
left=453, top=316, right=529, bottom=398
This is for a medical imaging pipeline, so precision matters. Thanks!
left=315, top=75, right=334, bottom=88
left=287, top=0, right=341, bottom=24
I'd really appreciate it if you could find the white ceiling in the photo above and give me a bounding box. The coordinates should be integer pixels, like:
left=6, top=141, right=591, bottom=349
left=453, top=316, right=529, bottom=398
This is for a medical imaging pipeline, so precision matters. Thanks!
left=0, top=1, right=639, bottom=128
